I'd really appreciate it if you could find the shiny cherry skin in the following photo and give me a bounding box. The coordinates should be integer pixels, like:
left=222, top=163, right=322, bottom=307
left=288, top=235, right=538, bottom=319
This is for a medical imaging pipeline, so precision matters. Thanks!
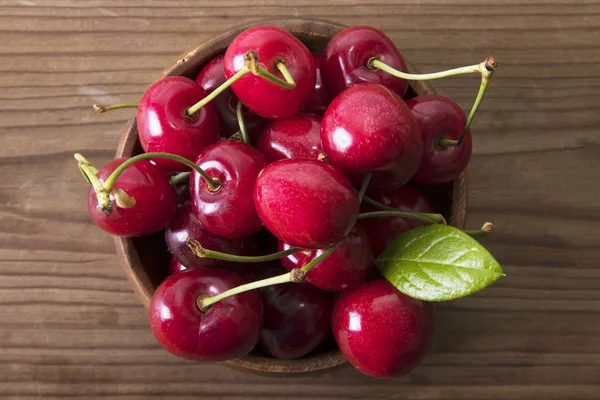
left=244, top=262, right=334, bottom=360
left=196, top=54, right=265, bottom=139
left=360, top=185, right=435, bottom=256
left=280, top=222, right=374, bottom=292
left=256, top=114, right=322, bottom=162
left=191, top=140, right=267, bottom=239
left=165, top=201, right=260, bottom=269
left=168, top=257, right=187, bottom=275
left=224, top=25, right=316, bottom=119
left=322, top=26, right=408, bottom=99
left=87, top=158, right=177, bottom=237
left=254, top=159, right=359, bottom=249
left=321, top=83, right=422, bottom=189
left=137, top=76, right=220, bottom=172
left=332, top=279, right=434, bottom=378
left=149, top=267, right=263, bottom=361
left=407, top=95, right=473, bottom=185
left=302, top=53, right=331, bottom=115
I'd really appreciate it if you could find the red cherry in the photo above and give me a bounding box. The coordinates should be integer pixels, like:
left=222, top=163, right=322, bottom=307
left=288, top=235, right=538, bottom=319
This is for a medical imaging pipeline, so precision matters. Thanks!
left=223, top=25, right=316, bottom=119
left=302, top=53, right=331, bottom=115
left=407, top=95, right=473, bottom=185
left=254, top=159, right=358, bottom=249
left=190, top=140, right=266, bottom=239
left=87, top=158, right=177, bottom=237
left=149, top=267, right=263, bottom=361
left=321, top=83, right=422, bottom=189
left=255, top=114, right=322, bottom=163
left=165, top=201, right=260, bottom=269
left=196, top=54, right=265, bottom=139
left=360, top=185, right=435, bottom=256
left=322, top=26, right=408, bottom=98
left=279, top=222, right=374, bottom=292
left=244, top=262, right=334, bottom=360
left=168, top=257, right=187, bottom=275
left=332, top=279, right=434, bottom=378
left=137, top=76, right=220, bottom=172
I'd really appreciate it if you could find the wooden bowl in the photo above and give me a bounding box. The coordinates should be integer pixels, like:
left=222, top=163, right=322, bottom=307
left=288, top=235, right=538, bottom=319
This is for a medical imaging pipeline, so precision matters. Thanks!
left=114, top=18, right=467, bottom=374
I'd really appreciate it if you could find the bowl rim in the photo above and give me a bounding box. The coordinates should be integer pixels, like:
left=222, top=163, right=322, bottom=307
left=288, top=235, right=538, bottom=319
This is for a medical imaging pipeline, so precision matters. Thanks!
left=114, top=18, right=467, bottom=373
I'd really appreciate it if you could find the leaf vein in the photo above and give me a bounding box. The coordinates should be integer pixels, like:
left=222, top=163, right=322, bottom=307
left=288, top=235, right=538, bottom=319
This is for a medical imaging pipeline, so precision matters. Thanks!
left=415, top=235, right=451, bottom=259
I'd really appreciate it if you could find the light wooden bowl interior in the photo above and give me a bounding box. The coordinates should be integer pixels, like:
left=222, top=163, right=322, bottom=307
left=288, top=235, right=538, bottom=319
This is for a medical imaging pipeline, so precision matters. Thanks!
left=114, top=18, right=467, bottom=373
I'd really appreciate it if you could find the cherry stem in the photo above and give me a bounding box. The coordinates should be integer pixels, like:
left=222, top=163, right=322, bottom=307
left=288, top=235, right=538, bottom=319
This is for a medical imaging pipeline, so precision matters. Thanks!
left=197, top=242, right=340, bottom=310
left=369, top=57, right=496, bottom=82
left=186, top=52, right=296, bottom=117
left=236, top=101, right=249, bottom=145
left=93, top=103, right=138, bottom=113
left=187, top=238, right=301, bottom=263
left=228, top=131, right=244, bottom=142
left=74, top=152, right=221, bottom=212
left=186, top=67, right=249, bottom=117
left=199, top=270, right=300, bottom=310
left=274, top=60, right=296, bottom=88
left=362, top=195, right=447, bottom=225
left=300, top=243, right=340, bottom=273
left=357, top=210, right=446, bottom=225
left=73, top=154, right=111, bottom=209
left=436, top=137, right=460, bottom=148
left=170, top=171, right=190, bottom=186
left=247, top=50, right=296, bottom=89
left=77, top=160, right=103, bottom=192
left=357, top=173, right=372, bottom=205
left=105, top=152, right=220, bottom=192
left=370, top=57, right=498, bottom=149
left=437, top=64, right=496, bottom=147
left=74, top=153, right=98, bottom=175
left=464, top=222, right=494, bottom=237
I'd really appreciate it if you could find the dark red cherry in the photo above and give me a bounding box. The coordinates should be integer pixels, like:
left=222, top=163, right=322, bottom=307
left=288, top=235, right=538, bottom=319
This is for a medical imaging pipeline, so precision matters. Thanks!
left=332, top=279, right=434, bottom=378
left=149, top=267, right=263, bottom=361
left=349, top=168, right=421, bottom=193
left=360, top=185, right=435, bottom=257
left=322, top=26, right=408, bottom=98
left=165, top=201, right=260, bottom=269
left=171, top=180, right=190, bottom=205
left=321, top=83, right=422, bottom=189
left=406, top=95, right=473, bottom=185
left=255, top=114, right=322, bottom=163
left=196, top=54, right=265, bottom=139
left=223, top=25, right=316, bottom=119
left=261, top=282, right=334, bottom=360
left=254, top=159, right=358, bottom=249
left=87, top=158, right=177, bottom=237
left=280, top=222, right=374, bottom=292
left=168, top=257, right=187, bottom=275
left=302, top=53, right=331, bottom=115
left=190, top=140, right=267, bottom=239
left=244, top=262, right=334, bottom=360
left=137, top=76, right=220, bottom=172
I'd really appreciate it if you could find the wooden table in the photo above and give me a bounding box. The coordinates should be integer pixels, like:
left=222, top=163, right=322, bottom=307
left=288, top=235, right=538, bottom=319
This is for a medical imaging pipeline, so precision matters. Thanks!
left=1, top=1, right=599, bottom=398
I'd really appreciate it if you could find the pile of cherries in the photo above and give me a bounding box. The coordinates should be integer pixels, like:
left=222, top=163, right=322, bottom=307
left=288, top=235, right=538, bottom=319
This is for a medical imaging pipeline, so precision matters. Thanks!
left=76, top=25, right=497, bottom=379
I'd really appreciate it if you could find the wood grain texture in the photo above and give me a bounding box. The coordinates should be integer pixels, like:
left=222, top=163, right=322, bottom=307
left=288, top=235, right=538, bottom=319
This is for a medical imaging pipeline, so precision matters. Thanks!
left=0, top=0, right=599, bottom=398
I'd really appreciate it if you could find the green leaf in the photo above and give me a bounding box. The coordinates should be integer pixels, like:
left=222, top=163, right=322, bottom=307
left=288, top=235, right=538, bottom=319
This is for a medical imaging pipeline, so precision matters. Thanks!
left=375, top=224, right=504, bottom=302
